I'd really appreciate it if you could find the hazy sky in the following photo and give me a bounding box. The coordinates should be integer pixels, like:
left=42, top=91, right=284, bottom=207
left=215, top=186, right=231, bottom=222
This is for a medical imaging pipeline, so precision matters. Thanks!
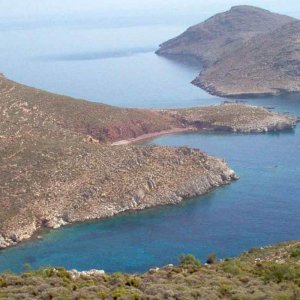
left=1, top=0, right=300, bottom=22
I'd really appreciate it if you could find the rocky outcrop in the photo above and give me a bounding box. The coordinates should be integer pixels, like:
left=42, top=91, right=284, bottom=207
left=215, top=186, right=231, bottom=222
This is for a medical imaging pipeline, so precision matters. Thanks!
left=171, top=103, right=298, bottom=133
left=0, top=74, right=296, bottom=249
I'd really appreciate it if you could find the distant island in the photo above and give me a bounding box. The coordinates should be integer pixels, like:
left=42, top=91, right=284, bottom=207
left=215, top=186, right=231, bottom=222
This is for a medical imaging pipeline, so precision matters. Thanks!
left=0, top=74, right=297, bottom=249
left=157, top=5, right=300, bottom=98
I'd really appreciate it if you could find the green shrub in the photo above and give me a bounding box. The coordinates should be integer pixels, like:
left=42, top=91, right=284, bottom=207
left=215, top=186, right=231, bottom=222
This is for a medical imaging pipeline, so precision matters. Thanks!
left=179, top=254, right=201, bottom=267
left=206, top=253, right=217, bottom=264
left=261, top=263, right=300, bottom=284
left=112, top=287, right=141, bottom=300
left=125, top=277, right=141, bottom=288
left=221, top=261, right=242, bottom=275
left=97, top=291, right=109, bottom=299
left=218, top=283, right=233, bottom=297
left=290, top=248, right=300, bottom=258
left=248, top=247, right=259, bottom=254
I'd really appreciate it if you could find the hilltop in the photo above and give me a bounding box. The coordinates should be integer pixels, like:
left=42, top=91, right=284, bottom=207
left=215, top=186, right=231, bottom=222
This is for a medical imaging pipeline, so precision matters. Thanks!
left=156, top=6, right=300, bottom=98
left=196, top=20, right=300, bottom=97
left=0, top=74, right=297, bottom=248
left=156, top=6, right=294, bottom=67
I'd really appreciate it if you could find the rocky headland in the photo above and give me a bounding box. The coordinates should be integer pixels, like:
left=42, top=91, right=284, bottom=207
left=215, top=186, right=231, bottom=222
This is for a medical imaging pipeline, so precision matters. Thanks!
left=0, top=74, right=297, bottom=249
left=157, top=6, right=300, bottom=98
left=195, top=20, right=300, bottom=98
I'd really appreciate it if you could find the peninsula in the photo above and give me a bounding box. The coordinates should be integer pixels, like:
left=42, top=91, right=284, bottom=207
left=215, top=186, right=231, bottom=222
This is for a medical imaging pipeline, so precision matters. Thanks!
left=157, top=6, right=300, bottom=98
left=0, top=74, right=297, bottom=249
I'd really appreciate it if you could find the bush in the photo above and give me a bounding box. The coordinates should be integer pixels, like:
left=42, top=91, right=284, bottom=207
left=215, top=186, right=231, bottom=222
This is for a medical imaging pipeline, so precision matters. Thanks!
left=125, top=277, right=141, bottom=288
left=261, top=263, right=300, bottom=284
left=111, top=287, right=141, bottom=300
left=179, top=254, right=201, bottom=267
left=290, top=248, right=300, bottom=258
left=221, top=261, right=242, bottom=275
left=206, top=253, right=217, bottom=264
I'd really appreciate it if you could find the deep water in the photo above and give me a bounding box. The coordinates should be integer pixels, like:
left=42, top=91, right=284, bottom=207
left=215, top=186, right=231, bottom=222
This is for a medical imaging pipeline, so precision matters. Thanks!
left=0, top=3, right=300, bottom=274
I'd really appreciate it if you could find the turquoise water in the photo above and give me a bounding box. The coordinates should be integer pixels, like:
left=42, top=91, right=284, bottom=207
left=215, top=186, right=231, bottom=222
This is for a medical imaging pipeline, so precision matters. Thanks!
left=0, top=96, right=299, bottom=274
left=0, top=1, right=300, bottom=274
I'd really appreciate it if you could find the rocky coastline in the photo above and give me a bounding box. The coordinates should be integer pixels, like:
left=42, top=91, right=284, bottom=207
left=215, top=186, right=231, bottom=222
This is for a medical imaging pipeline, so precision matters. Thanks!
left=0, top=74, right=298, bottom=249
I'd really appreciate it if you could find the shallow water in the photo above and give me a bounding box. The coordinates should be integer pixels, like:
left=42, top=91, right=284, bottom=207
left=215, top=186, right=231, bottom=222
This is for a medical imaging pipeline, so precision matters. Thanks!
left=0, top=1, right=300, bottom=274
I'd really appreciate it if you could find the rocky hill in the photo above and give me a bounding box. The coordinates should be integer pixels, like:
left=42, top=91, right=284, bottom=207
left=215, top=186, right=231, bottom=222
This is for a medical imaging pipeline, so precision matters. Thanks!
left=156, top=6, right=300, bottom=98
left=195, top=20, right=300, bottom=97
left=0, top=74, right=297, bottom=248
left=0, top=241, right=299, bottom=299
left=156, top=6, right=294, bottom=67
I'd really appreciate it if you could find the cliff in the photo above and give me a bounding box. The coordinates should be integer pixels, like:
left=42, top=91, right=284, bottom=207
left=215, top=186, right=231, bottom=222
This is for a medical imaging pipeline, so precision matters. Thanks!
left=0, top=74, right=297, bottom=248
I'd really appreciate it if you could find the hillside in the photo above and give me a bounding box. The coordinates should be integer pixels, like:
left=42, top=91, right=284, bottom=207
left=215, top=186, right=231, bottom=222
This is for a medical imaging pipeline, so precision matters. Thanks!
left=0, top=74, right=297, bottom=248
left=0, top=241, right=299, bottom=299
left=156, top=6, right=294, bottom=67
left=195, top=20, right=300, bottom=97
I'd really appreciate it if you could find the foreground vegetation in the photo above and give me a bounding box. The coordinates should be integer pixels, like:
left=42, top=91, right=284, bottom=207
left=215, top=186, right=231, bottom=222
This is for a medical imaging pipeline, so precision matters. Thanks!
left=0, top=241, right=299, bottom=299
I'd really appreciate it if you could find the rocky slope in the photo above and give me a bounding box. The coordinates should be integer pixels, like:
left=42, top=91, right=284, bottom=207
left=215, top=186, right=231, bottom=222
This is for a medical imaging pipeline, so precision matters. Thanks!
left=156, top=6, right=294, bottom=67
left=168, top=103, right=297, bottom=133
left=195, top=20, right=300, bottom=97
left=0, top=74, right=297, bottom=248
left=157, top=6, right=300, bottom=98
left=1, top=241, right=300, bottom=299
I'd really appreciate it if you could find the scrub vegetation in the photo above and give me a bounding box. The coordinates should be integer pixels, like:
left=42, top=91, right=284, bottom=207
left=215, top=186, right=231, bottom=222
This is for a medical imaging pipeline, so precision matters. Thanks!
left=0, top=241, right=299, bottom=299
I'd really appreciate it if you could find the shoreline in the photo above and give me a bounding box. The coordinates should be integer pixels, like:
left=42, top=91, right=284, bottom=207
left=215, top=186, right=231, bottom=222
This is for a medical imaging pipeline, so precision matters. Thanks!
left=1, top=73, right=298, bottom=250
left=111, top=127, right=197, bottom=145
left=192, top=78, right=296, bottom=99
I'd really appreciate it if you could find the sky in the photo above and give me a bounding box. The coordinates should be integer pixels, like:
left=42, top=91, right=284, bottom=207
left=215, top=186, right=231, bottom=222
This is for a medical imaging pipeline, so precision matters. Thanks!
left=1, top=0, right=300, bottom=23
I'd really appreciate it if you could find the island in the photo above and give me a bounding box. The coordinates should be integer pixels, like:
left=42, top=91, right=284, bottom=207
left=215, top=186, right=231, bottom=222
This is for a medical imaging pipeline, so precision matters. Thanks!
left=157, top=6, right=300, bottom=98
left=0, top=74, right=297, bottom=249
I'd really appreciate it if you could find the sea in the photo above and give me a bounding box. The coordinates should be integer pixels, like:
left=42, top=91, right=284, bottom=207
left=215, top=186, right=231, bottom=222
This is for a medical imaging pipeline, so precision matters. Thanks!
left=0, top=0, right=299, bottom=273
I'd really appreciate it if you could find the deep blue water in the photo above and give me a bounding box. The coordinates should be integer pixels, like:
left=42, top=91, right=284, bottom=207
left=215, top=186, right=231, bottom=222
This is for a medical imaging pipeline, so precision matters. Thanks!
left=0, top=95, right=299, bottom=274
left=0, top=1, right=300, bottom=274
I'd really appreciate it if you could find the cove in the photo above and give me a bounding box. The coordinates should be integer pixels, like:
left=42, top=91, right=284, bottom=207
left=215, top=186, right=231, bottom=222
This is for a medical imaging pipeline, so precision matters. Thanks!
left=0, top=96, right=299, bottom=274
left=0, top=3, right=300, bottom=275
